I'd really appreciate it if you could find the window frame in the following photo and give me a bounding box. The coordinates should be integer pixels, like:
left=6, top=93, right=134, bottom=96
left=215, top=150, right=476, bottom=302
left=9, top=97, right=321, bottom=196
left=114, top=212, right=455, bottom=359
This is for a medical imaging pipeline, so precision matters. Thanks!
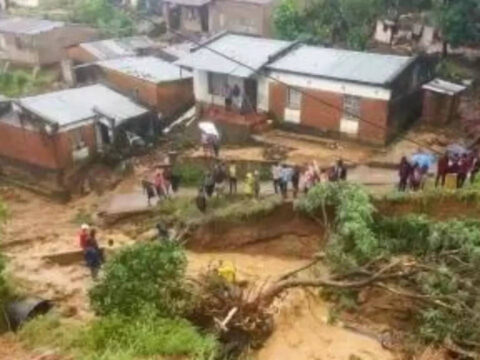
left=343, top=95, right=361, bottom=122
left=286, top=88, right=302, bottom=110
left=208, top=72, right=228, bottom=96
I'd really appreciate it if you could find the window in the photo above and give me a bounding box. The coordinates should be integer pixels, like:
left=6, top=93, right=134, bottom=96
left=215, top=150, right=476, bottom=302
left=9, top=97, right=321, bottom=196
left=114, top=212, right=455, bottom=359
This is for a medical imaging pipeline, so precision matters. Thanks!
left=287, top=88, right=301, bottom=110
left=70, top=128, right=85, bottom=150
left=187, top=7, right=197, bottom=20
left=343, top=95, right=361, bottom=121
left=208, top=72, right=228, bottom=96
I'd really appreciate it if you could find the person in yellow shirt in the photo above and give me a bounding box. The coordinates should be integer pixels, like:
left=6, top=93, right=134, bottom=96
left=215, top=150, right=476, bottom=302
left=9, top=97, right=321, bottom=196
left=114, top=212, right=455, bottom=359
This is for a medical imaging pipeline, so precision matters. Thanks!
left=244, top=172, right=255, bottom=196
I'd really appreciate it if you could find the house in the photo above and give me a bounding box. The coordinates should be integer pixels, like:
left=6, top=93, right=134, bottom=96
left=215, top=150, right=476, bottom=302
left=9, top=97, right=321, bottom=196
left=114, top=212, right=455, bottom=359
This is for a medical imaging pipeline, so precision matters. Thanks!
left=175, top=32, right=294, bottom=130
left=163, top=0, right=210, bottom=34
left=93, top=56, right=194, bottom=117
left=176, top=32, right=433, bottom=145
left=164, top=0, right=280, bottom=37
left=0, top=17, right=98, bottom=67
left=0, top=84, right=150, bottom=188
left=422, top=79, right=467, bottom=125
left=67, top=36, right=157, bottom=65
left=209, top=0, right=279, bottom=37
left=265, top=45, right=433, bottom=145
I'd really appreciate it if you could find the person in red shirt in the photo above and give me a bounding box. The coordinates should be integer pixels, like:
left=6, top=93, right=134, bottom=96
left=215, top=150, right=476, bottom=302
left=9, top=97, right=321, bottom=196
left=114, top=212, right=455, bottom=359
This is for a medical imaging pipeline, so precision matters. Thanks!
left=79, top=224, right=90, bottom=250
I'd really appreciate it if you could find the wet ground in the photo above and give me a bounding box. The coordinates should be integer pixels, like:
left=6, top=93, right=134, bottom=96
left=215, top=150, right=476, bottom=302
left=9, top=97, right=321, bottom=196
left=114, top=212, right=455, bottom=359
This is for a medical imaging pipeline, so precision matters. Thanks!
left=0, top=184, right=399, bottom=360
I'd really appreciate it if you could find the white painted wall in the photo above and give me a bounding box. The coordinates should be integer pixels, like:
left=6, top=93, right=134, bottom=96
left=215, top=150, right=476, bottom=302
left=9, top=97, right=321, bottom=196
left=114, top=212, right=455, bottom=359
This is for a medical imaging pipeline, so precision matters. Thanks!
left=284, top=108, right=301, bottom=124
left=258, top=71, right=392, bottom=112
left=10, top=0, right=40, bottom=7
left=194, top=69, right=245, bottom=107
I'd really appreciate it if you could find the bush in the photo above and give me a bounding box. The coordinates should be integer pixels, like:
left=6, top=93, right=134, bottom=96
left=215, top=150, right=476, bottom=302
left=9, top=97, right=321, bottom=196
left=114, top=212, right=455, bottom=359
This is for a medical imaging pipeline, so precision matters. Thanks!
left=89, top=242, right=192, bottom=317
left=82, top=310, right=218, bottom=360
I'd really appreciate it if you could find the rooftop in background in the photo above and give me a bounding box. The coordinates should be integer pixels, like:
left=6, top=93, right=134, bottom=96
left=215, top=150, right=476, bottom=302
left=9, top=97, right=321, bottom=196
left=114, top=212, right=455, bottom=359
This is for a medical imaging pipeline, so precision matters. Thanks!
left=267, top=45, right=414, bottom=86
left=0, top=17, right=64, bottom=35
left=79, top=36, right=155, bottom=61
left=156, top=41, right=196, bottom=62
left=422, top=78, right=467, bottom=96
left=18, top=84, right=148, bottom=127
left=163, top=0, right=210, bottom=5
left=175, top=33, right=292, bottom=78
left=97, top=56, right=192, bottom=83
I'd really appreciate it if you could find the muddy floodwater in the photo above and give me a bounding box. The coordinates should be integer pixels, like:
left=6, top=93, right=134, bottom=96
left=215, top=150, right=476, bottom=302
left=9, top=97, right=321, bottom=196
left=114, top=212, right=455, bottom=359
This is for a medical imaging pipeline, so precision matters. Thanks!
left=0, top=187, right=396, bottom=360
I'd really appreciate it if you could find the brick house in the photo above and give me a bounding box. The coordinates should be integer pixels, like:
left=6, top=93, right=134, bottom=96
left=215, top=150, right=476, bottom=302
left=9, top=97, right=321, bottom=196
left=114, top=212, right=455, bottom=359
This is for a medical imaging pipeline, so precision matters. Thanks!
left=93, top=56, right=194, bottom=117
left=164, top=0, right=282, bottom=37
left=67, top=36, right=157, bottom=65
left=264, top=45, right=433, bottom=144
left=0, top=84, right=149, bottom=189
left=176, top=33, right=433, bottom=145
left=176, top=32, right=294, bottom=130
left=0, top=17, right=98, bottom=67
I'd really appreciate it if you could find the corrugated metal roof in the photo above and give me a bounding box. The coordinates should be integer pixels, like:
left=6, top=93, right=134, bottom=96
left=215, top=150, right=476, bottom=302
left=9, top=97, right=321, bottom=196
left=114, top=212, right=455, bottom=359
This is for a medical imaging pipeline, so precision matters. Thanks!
left=0, top=17, right=64, bottom=35
left=422, top=78, right=467, bottom=96
left=97, top=56, right=192, bottom=83
left=164, top=0, right=210, bottom=6
left=175, top=33, right=291, bottom=78
left=80, top=36, right=155, bottom=61
left=19, top=84, right=148, bottom=127
left=267, top=45, right=413, bottom=85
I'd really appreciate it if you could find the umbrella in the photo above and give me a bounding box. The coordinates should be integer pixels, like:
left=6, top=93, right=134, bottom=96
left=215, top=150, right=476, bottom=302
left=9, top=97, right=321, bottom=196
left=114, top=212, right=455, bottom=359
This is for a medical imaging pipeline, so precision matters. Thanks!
left=198, top=122, right=220, bottom=139
left=446, top=143, right=468, bottom=156
left=411, top=153, right=434, bottom=168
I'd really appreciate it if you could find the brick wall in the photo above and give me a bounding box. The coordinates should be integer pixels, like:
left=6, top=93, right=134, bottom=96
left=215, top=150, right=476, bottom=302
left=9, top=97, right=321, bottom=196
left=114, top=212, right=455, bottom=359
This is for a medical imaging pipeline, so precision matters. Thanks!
left=67, top=45, right=98, bottom=64
left=269, top=82, right=287, bottom=121
left=358, top=98, right=389, bottom=145
left=0, top=120, right=96, bottom=171
left=268, top=81, right=391, bottom=145
left=301, top=89, right=342, bottom=132
left=100, top=68, right=193, bottom=117
left=102, top=68, right=159, bottom=109
left=157, top=79, right=194, bottom=118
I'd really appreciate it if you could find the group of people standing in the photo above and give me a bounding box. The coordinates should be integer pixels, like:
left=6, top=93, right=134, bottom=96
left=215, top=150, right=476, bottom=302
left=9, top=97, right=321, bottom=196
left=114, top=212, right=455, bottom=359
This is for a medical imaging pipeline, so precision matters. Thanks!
left=142, top=167, right=180, bottom=206
left=271, top=159, right=347, bottom=198
left=398, top=150, right=480, bottom=192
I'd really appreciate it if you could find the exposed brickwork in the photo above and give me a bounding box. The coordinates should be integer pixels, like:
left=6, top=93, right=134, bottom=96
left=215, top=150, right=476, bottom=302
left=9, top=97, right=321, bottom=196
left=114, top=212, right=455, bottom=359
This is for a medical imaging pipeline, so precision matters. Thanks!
left=0, top=120, right=96, bottom=171
left=301, top=89, right=342, bottom=132
left=358, top=98, right=389, bottom=145
left=66, top=45, right=99, bottom=64
left=268, top=82, right=287, bottom=121
left=100, top=68, right=193, bottom=117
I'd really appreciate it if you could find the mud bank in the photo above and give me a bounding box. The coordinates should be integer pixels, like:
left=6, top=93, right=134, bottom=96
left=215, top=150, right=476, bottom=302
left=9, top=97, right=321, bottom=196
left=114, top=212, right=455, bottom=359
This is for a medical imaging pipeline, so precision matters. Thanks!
left=188, top=202, right=324, bottom=258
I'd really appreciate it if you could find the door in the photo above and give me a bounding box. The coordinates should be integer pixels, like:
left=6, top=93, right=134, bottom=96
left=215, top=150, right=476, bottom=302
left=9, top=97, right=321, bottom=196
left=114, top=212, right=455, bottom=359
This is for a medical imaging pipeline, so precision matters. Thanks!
left=244, top=78, right=257, bottom=112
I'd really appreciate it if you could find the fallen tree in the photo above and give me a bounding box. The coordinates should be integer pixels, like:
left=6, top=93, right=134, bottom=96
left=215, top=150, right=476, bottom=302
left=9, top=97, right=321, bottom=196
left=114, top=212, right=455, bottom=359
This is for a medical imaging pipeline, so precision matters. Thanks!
left=193, top=184, right=480, bottom=359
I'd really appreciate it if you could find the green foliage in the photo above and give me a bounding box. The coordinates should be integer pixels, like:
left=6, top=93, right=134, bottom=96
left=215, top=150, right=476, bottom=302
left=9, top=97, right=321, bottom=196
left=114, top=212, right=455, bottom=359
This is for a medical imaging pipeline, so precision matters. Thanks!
left=174, top=162, right=205, bottom=187
left=71, top=208, right=93, bottom=225
left=435, top=0, right=480, bottom=48
left=89, top=242, right=192, bottom=317
left=19, top=312, right=218, bottom=360
left=274, top=0, right=383, bottom=49
left=81, top=311, right=218, bottom=360
left=73, top=0, right=134, bottom=37
left=0, top=70, right=55, bottom=98
left=296, top=182, right=378, bottom=270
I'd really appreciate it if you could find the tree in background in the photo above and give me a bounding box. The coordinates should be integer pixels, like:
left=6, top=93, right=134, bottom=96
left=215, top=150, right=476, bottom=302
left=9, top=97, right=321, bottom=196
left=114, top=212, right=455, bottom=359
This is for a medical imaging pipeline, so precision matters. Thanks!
left=274, top=0, right=384, bottom=50
left=435, top=0, right=480, bottom=56
left=74, top=0, right=134, bottom=37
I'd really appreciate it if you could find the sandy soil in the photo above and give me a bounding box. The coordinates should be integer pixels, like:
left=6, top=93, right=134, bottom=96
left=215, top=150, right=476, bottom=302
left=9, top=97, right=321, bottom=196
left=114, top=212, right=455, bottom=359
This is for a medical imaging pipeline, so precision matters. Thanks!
left=0, top=184, right=397, bottom=360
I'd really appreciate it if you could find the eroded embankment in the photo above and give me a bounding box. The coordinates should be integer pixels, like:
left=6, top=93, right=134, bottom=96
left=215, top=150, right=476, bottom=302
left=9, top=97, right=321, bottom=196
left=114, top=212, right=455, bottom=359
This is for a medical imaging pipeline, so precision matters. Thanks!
left=187, top=202, right=324, bottom=258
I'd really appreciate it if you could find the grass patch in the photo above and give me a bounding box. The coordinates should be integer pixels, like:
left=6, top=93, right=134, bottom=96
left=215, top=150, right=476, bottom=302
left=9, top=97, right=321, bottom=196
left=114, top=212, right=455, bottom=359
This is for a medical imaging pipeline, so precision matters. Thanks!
left=174, top=162, right=206, bottom=188
left=18, top=312, right=218, bottom=360
left=381, top=187, right=480, bottom=206
left=0, top=69, right=56, bottom=98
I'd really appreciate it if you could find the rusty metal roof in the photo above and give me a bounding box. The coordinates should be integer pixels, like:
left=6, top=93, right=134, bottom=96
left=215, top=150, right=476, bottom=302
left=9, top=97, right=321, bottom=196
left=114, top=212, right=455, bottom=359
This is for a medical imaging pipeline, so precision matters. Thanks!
left=0, top=17, right=64, bottom=35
